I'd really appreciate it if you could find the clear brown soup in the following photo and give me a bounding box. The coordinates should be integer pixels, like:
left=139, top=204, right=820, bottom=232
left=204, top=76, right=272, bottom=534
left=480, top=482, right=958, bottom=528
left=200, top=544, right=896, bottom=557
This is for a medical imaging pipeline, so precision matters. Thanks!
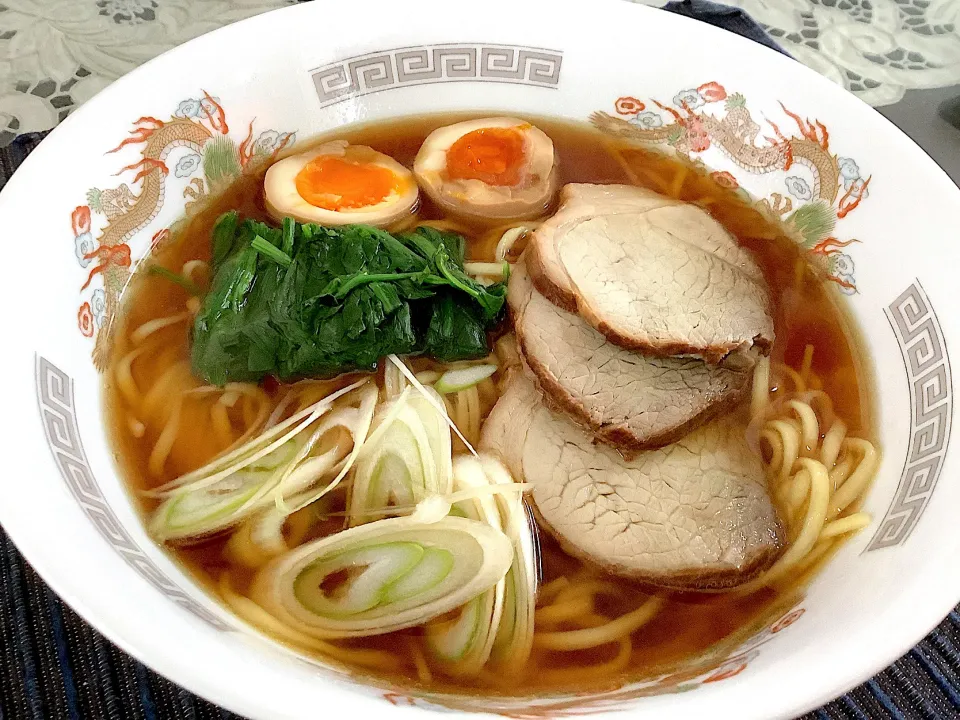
left=107, top=114, right=874, bottom=696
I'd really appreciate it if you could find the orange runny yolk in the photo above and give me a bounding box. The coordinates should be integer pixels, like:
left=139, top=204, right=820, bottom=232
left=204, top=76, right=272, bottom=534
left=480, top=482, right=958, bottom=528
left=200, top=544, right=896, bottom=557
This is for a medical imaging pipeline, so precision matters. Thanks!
left=445, top=127, right=527, bottom=186
left=295, top=155, right=399, bottom=210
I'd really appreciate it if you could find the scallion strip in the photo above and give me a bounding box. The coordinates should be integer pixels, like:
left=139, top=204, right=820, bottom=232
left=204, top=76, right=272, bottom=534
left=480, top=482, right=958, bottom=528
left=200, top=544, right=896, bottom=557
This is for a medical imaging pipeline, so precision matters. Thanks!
left=435, top=365, right=497, bottom=394
left=463, top=262, right=510, bottom=279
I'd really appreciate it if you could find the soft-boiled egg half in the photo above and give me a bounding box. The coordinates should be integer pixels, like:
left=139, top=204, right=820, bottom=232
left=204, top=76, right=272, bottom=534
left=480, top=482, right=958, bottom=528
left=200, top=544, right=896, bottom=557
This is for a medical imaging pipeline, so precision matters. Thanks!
left=414, top=117, right=559, bottom=222
left=264, top=140, right=419, bottom=227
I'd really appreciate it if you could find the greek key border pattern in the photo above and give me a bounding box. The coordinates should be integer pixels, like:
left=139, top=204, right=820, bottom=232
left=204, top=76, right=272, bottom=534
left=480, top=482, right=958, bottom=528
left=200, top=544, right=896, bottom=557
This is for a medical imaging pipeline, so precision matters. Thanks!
left=34, top=355, right=231, bottom=630
left=310, top=43, right=563, bottom=108
left=866, top=281, right=953, bottom=551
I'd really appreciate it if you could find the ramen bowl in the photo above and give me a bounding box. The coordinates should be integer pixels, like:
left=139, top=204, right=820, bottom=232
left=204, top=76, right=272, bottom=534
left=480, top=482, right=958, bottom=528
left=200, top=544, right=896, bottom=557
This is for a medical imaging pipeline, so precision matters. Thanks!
left=1, top=0, right=958, bottom=718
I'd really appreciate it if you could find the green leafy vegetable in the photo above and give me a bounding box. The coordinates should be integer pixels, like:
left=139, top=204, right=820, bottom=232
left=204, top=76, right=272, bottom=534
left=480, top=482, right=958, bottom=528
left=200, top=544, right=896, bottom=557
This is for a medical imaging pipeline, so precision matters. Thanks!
left=211, top=211, right=240, bottom=271
left=192, top=216, right=507, bottom=385
left=251, top=235, right=293, bottom=268
left=425, top=293, right=490, bottom=361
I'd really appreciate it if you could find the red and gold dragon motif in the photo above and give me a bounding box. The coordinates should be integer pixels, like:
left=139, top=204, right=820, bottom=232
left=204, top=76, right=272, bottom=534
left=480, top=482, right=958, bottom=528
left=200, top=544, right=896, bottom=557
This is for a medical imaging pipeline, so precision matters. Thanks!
left=71, top=93, right=294, bottom=367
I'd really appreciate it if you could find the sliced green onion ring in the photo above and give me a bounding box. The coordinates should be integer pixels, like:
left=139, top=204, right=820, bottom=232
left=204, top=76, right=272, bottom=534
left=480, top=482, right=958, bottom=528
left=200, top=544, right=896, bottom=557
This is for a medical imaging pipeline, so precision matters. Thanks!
left=482, top=455, right=538, bottom=676
left=424, top=455, right=506, bottom=676
left=149, top=381, right=376, bottom=542
left=251, top=510, right=513, bottom=639
left=349, top=387, right=453, bottom=526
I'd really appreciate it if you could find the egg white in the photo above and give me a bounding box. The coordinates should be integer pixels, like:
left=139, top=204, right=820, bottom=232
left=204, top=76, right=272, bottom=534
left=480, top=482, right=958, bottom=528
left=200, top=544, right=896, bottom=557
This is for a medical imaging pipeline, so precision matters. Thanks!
left=264, top=140, right=419, bottom=227
left=414, top=117, right=559, bottom=223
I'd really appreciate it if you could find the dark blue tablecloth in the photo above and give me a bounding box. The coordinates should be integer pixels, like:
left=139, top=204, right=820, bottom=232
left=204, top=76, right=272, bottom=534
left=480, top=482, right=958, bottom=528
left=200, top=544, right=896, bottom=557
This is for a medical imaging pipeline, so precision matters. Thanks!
left=2, top=3, right=959, bottom=719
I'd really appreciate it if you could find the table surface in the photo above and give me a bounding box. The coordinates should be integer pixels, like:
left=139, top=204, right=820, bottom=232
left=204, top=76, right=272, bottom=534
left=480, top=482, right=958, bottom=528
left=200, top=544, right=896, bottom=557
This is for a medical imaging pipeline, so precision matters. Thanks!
left=1, top=2, right=959, bottom=720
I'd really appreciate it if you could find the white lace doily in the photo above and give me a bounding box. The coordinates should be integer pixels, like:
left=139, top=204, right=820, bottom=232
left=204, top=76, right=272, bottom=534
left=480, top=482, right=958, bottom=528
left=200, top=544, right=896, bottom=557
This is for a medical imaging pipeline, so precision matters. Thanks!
left=1, top=0, right=958, bottom=145
left=0, top=0, right=293, bottom=145
left=631, top=0, right=960, bottom=106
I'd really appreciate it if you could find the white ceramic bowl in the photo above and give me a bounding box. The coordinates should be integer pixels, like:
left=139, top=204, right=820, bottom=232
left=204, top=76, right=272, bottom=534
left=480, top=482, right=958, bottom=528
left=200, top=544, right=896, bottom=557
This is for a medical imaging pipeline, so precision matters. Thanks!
left=1, top=1, right=958, bottom=718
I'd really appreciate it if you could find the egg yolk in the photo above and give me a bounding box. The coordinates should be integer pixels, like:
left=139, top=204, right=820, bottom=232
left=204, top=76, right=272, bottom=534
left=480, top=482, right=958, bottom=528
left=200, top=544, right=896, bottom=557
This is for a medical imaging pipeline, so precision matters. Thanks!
left=295, top=155, right=399, bottom=210
left=445, top=127, right=527, bottom=186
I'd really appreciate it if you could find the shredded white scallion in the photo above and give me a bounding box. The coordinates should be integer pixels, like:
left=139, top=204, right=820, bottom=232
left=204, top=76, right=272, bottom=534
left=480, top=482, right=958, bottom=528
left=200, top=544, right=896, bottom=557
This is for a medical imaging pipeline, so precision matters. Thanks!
left=388, top=355, right=478, bottom=457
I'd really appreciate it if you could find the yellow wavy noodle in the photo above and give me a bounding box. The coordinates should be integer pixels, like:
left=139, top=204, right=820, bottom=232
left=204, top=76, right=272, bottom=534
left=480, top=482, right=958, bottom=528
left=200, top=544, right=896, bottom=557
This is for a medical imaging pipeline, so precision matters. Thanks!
left=534, top=597, right=663, bottom=651
left=534, top=595, right=593, bottom=626
left=141, top=360, right=190, bottom=420
left=196, top=384, right=273, bottom=457
left=537, top=576, right=571, bottom=603
left=129, top=311, right=192, bottom=346
left=553, top=579, right=620, bottom=606
left=148, top=395, right=182, bottom=477
left=535, top=637, right=632, bottom=685
left=408, top=636, right=434, bottom=684
left=113, top=294, right=277, bottom=485
left=181, top=259, right=211, bottom=289
left=464, top=386, right=480, bottom=443
left=114, top=338, right=164, bottom=409
left=126, top=415, right=146, bottom=439
left=742, top=349, right=880, bottom=592
left=444, top=385, right=482, bottom=451
left=486, top=221, right=540, bottom=262
left=217, top=573, right=403, bottom=672
left=521, top=574, right=662, bottom=684
left=210, top=401, right=234, bottom=448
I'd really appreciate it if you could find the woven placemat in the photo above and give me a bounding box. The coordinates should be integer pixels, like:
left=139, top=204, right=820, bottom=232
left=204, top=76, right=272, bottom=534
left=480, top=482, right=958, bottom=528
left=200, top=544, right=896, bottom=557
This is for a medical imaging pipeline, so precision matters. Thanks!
left=2, top=5, right=960, bottom=718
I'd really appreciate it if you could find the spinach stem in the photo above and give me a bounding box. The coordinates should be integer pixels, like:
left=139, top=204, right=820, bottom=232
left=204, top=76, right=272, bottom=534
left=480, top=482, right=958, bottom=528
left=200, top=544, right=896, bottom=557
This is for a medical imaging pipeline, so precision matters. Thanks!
left=333, top=271, right=425, bottom=298
left=252, top=235, right=293, bottom=268
left=148, top=264, right=202, bottom=296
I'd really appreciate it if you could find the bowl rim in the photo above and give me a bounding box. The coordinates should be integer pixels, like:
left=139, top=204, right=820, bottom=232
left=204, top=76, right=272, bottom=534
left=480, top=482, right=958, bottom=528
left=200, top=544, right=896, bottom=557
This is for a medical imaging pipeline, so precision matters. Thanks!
left=2, top=1, right=960, bottom=718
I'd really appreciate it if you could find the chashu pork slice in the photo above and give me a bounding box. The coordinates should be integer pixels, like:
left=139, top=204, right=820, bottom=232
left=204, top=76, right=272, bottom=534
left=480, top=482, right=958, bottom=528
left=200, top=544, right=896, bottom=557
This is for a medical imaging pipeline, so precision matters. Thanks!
left=527, top=183, right=775, bottom=363
left=480, top=368, right=784, bottom=590
left=510, top=259, right=750, bottom=451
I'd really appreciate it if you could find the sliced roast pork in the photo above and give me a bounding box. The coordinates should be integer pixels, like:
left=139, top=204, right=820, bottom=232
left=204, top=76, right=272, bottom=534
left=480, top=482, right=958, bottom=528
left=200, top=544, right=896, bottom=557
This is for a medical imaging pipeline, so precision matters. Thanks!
left=480, top=369, right=783, bottom=590
left=509, top=260, right=749, bottom=451
left=527, top=183, right=775, bottom=363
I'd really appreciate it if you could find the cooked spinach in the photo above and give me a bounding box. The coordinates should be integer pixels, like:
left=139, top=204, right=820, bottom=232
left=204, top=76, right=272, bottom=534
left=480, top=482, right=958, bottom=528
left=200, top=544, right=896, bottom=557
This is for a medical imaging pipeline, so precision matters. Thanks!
left=191, top=214, right=506, bottom=385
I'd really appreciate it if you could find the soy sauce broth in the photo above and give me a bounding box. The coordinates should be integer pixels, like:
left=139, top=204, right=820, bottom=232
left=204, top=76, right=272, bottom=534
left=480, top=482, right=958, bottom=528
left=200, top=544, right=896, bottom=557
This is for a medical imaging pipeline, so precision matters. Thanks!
left=106, top=114, right=875, bottom=696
